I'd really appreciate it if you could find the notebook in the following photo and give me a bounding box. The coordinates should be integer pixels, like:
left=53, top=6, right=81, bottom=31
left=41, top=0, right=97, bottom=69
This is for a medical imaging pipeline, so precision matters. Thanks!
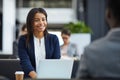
left=37, top=59, right=74, bottom=79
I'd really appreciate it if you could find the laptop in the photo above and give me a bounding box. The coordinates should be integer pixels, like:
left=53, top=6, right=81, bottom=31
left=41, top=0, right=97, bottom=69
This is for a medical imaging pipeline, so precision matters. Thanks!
left=37, top=59, right=74, bottom=79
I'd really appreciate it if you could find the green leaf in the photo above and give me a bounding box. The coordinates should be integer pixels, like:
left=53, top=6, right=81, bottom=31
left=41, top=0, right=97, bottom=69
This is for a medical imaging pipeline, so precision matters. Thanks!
left=64, top=21, right=92, bottom=33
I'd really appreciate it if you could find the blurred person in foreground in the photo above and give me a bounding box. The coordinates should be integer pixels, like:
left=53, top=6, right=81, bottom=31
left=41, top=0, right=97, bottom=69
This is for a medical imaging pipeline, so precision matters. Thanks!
left=60, top=29, right=79, bottom=60
left=76, top=0, right=120, bottom=79
left=18, top=8, right=61, bottom=79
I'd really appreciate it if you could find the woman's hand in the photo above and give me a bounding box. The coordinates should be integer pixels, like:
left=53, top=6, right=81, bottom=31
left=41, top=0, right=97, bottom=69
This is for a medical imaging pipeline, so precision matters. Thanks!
left=29, top=71, right=37, bottom=79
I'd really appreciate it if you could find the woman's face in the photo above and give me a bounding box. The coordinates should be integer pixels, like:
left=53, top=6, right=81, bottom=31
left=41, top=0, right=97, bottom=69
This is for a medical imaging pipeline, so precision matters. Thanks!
left=33, top=12, right=47, bottom=33
left=61, top=34, right=70, bottom=44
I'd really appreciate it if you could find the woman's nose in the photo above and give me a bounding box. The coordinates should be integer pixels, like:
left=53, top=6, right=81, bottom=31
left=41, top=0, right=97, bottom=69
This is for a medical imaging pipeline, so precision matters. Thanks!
left=38, top=20, right=44, bottom=25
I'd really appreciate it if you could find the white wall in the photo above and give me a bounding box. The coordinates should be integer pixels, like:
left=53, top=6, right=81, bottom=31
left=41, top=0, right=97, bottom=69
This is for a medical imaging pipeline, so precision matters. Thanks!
left=16, top=8, right=77, bottom=24
left=70, top=33, right=91, bottom=55
left=2, top=0, right=16, bottom=54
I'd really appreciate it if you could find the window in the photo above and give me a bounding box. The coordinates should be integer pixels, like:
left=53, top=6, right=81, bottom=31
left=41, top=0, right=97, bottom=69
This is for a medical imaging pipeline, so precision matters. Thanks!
left=16, top=0, right=72, bottom=8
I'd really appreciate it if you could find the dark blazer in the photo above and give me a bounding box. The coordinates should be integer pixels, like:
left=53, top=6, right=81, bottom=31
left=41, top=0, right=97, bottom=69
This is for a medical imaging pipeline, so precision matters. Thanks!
left=18, top=34, right=61, bottom=77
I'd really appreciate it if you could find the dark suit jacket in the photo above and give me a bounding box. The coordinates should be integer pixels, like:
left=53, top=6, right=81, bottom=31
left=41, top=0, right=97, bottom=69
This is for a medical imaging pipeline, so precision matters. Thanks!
left=18, top=34, right=61, bottom=77
left=76, top=28, right=120, bottom=78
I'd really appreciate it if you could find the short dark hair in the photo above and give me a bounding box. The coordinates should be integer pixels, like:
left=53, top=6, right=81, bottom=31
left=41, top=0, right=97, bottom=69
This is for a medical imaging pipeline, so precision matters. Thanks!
left=107, top=0, right=120, bottom=21
left=61, top=29, right=71, bottom=36
left=21, top=24, right=27, bottom=31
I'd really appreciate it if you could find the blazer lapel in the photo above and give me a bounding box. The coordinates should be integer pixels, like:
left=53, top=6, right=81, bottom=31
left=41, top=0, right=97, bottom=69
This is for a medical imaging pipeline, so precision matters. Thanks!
left=29, top=37, right=35, bottom=58
left=29, top=36, right=36, bottom=67
left=45, top=36, right=49, bottom=59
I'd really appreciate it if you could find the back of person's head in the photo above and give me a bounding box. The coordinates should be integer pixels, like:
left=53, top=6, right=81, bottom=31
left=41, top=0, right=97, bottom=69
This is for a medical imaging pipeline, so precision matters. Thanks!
left=19, top=24, right=27, bottom=36
left=21, top=24, right=27, bottom=32
left=107, top=0, right=120, bottom=22
left=61, top=29, right=71, bottom=36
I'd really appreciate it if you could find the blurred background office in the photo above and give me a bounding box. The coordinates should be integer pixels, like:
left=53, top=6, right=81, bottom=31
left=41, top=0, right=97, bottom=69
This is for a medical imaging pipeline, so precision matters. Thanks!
left=0, top=0, right=109, bottom=57
left=0, top=0, right=111, bottom=79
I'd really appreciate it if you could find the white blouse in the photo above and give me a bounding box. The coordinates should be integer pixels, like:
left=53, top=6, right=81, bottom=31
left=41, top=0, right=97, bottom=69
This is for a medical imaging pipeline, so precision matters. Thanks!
left=33, top=36, right=46, bottom=77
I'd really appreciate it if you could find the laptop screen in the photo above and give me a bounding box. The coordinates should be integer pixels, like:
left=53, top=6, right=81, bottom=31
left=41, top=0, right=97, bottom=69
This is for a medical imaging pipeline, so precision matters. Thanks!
left=37, top=59, right=74, bottom=79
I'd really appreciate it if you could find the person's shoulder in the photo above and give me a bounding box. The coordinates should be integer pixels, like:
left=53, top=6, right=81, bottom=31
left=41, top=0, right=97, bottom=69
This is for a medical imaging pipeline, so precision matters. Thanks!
left=13, top=40, right=18, bottom=46
left=70, top=43, right=77, bottom=47
left=19, top=34, right=27, bottom=38
left=19, top=34, right=27, bottom=41
left=89, top=37, right=106, bottom=46
left=85, top=37, right=107, bottom=52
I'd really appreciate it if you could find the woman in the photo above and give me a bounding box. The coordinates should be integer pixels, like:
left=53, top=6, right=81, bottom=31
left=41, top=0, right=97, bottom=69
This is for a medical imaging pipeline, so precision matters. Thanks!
left=60, top=29, right=79, bottom=60
left=18, top=8, right=61, bottom=78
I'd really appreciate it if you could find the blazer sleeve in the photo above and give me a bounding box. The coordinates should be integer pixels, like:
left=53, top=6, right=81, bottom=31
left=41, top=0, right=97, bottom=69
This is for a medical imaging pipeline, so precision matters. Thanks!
left=52, top=35, right=61, bottom=59
left=18, top=35, right=35, bottom=75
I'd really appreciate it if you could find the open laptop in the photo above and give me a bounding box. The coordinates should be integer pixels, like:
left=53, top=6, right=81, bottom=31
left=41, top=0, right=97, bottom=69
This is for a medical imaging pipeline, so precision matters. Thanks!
left=37, top=59, right=74, bottom=79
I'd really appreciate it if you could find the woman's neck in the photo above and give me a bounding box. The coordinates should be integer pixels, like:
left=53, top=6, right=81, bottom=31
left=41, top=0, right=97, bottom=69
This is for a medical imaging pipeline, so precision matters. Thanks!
left=33, top=31, right=44, bottom=39
left=64, top=42, right=70, bottom=46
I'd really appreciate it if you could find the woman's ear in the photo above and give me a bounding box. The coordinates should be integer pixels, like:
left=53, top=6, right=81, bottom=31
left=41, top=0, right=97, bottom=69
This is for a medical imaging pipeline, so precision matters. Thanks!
left=105, top=8, right=113, bottom=27
left=105, top=8, right=111, bottom=21
left=105, top=8, right=116, bottom=28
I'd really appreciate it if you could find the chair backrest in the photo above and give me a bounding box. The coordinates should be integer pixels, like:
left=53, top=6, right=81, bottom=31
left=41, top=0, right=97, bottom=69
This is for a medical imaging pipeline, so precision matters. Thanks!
left=71, top=60, right=80, bottom=78
left=0, top=54, right=12, bottom=59
left=0, top=54, right=18, bottom=59
left=0, top=59, right=22, bottom=80
left=0, top=75, right=10, bottom=80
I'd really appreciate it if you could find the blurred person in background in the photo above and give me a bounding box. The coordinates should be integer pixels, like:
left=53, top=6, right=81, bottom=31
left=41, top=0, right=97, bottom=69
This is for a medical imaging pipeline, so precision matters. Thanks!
left=76, top=0, right=120, bottom=78
left=19, top=24, right=27, bottom=36
left=18, top=8, right=60, bottom=79
left=12, top=24, right=27, bottom=58
left=60, top=29, right=79, bottom=60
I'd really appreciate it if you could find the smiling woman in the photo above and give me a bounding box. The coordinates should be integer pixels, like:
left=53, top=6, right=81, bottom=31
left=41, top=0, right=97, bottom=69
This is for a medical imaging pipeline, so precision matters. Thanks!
left=18, top=8, right=61, bottom=79
left=33, top=12, right=47, bottom=38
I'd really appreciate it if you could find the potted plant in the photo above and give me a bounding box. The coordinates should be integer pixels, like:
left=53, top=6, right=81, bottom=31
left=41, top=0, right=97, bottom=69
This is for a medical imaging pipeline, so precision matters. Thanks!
left=64, top=21, right=92, bottom=33
left=64, top=21, right=92, bottom=55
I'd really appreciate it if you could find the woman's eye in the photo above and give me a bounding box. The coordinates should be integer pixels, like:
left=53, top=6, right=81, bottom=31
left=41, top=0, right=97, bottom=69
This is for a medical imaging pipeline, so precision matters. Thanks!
left=42, top=18, right=46, bottom=21
left=34, top=19, right=39, bottom=22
